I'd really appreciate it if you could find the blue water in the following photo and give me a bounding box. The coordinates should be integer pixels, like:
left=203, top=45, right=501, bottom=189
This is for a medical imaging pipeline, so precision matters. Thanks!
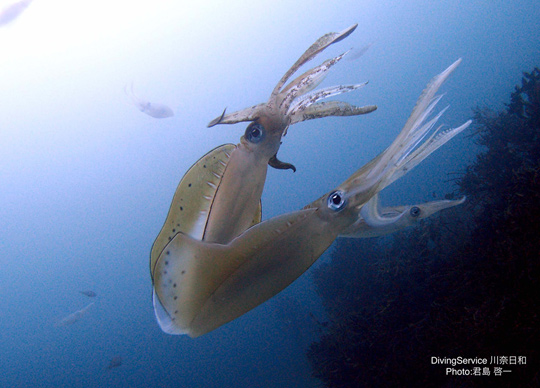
left=1, top=0, right=539, bottom=386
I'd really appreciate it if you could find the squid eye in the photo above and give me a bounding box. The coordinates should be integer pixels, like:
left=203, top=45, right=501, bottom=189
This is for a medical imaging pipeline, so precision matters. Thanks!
left=327, top=190, right=346, bottom=211
left=245, top=122, right=265, bottom=143
left=410, top=206, right=421, bottom=218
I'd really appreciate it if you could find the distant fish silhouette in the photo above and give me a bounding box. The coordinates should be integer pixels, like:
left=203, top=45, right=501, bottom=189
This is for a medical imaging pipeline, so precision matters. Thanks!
left=54, top=303, right=94, bottom=327
left=0, top=0, right=33, bottom=26
left=107, top=356, right=123, bottom=370
left=80, top=290, right=97, bottom=297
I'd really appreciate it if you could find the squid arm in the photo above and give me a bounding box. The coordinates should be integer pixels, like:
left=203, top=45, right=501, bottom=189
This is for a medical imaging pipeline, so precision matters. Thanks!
left=207, top=24, right=375, bottom=132
left=271, top=24, right=358, bottom=99
left=289, top=100, right=376, bottom=125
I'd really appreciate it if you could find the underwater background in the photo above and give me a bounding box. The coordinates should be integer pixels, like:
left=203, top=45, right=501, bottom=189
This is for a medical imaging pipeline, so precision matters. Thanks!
left=1, top=0, right=539, bottom=387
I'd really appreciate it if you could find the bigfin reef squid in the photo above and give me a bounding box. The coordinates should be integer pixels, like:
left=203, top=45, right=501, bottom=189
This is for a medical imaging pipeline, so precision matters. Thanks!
left=150, top=25, right=377, bottom=332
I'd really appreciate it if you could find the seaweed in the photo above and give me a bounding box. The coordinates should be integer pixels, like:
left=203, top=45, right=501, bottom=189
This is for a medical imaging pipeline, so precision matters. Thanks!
left=308, top=67, right=540, bottom=387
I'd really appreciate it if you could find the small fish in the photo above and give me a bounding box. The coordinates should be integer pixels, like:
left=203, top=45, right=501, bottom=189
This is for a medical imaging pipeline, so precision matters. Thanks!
left=107, top=356, right=123, bottom=370
left=80, top=290, right=97, bottom=297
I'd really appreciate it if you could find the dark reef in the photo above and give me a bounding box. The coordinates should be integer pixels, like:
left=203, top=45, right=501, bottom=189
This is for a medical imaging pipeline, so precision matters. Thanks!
left=307, top=68, right=540, bottom=387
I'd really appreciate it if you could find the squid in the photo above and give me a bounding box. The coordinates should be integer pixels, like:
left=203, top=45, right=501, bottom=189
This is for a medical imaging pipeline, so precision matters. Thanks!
left=153, top=59, right=472, bottom=337
left=124, top=83, right=174, bottom=118
left=150, top=24, right=376, bottom=279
